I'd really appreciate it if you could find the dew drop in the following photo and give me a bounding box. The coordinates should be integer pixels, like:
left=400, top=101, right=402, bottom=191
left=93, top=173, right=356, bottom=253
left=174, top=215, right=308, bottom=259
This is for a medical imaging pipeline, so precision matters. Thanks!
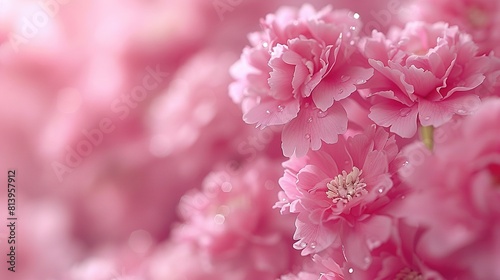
left=350, top=26, right=356, bottom=31
left=353, top=13, right=360, bottom=19
left=457, top=108, right=467, bottom=114
left=378, top=187, right=384, bottom=194
left=424, top=116, right=431, bottom=121
left=348, top=268, right=354, bottom=274
left=355, top=79, right=366, bottom=84
left=262, top=41, right=269, bottom=48
left=340, top=75, right=350, bottom=82
left=277, top=105, right=285, bottom=112
left=310, top=242, right=317, bottom=249
left=367, top=239, right=382, bottom=249
left=299, top=242, right=307, bottom=249
left=305, top=133, right=311, bottom=140
left=399, top=108, right=411, bottom=117
left=346, top=31, right=352, bottom=37
left=266, top=110, right=271, bottom=114
left=317, top=110, right=328, bottom=118
left=402, top=160, right=409, bottom=167
left=401, top=195, right=406, bottom=200
left=349, top=40, right=356, bottom=46
left=214, top=214, right=225, bottom=225
left=307, top=117, right=313, bottom=123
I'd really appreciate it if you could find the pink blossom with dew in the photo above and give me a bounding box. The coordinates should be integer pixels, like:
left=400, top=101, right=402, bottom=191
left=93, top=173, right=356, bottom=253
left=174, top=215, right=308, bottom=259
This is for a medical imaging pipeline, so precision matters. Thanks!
left=230, top=4, right=374, bottom=157
left=276, top=126, right=403, bottom=270
left=395, top=97, right=500, bottom=279
left=359, top=21, right=491, bottom=138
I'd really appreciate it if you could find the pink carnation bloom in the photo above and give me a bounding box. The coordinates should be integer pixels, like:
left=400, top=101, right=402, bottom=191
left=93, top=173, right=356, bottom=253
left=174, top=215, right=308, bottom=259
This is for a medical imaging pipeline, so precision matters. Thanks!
left=396, top=97, right=500, bottom=279
left=159, top=157, right=300, bottom=279
left=359, top=21, right=489, bottom=138
left=283, top=219, right=444, bottom=280
left=230, top=4, right=373, bottom=157
left=406, top=0, right=500, bottom=55
left=276, top=126, right=402, bottom=270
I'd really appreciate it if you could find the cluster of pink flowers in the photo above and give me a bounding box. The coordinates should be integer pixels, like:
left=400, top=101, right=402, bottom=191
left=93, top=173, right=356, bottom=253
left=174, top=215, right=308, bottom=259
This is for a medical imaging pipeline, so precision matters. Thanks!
left=1, top=0, right=500, bottom=279
left=229, top=3, right=500, bottom=280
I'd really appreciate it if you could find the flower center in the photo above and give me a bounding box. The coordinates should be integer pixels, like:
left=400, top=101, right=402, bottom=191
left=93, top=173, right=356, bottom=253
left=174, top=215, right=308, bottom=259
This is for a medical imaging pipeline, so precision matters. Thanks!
left=326, top=166, right=367, bottom=204
left=395, top=267, right=424, bottom=280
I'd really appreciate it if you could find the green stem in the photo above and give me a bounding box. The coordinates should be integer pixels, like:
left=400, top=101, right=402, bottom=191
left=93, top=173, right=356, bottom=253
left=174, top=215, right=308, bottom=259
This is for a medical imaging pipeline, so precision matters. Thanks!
left=420, top=126, right=434, bottom=150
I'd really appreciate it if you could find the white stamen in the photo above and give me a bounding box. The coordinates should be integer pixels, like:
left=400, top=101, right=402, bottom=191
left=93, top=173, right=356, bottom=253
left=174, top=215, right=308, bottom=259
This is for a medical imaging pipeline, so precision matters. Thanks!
left=326, top=166, right=367, bottom=204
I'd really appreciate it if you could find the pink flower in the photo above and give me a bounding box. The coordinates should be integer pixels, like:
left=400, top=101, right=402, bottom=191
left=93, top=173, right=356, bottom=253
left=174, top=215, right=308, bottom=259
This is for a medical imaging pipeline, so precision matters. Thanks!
left=276, top=126, right=402, bottom=270
left=406, top=0, right=500, bottom=55
left=162, top=157, right=301, bottom=279
left=359, top=21, right=488, bottom=138
left=396, top=97, right=500, bottom=279
left=230, top=4, right=373, bottom=157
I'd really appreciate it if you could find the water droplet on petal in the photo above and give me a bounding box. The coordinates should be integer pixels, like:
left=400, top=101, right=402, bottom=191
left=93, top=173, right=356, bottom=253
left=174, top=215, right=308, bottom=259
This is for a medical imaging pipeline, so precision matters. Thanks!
left=214, top=214, right=225, bottom=225
left=424, top=116, right=431, bottom=121
left=262, top=41, right=269, bottom=48
left=299, top=242, right=307, bottom=249
left=277, top=105, right=285, bottom=112
left=457, top=108, right=467, bottom=114
left=399, top=108, right=411, bottom=117
left=367, top=239, right=382, bottom=249
left=341, top=75, right=350, bottom=82
left=266, top=110, right=271, bottom=114
left=350, top=26, right=356, bottom=31
left=305, top=133, right=311, bottom=140
left=378, top=187, right=384, bottom=194
left=353, top=13, right=360, bottom=19
left=317, top=110, right=328, bottom=118
left=348, top=268, right=354, bottom=274
left=307, top=117, right=313, bottom=123
left=310, top=242, right=317, bottom=249
left=349, top=40, right=355, bottom=45
left=402, top=160, right=409, bottom=167
left=401, top=195, right=406, bottom=200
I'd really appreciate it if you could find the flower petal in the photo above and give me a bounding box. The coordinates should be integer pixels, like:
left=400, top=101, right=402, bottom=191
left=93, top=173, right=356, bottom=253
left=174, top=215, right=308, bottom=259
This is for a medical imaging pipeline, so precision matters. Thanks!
left=369, top=101, right=419, bottom=138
